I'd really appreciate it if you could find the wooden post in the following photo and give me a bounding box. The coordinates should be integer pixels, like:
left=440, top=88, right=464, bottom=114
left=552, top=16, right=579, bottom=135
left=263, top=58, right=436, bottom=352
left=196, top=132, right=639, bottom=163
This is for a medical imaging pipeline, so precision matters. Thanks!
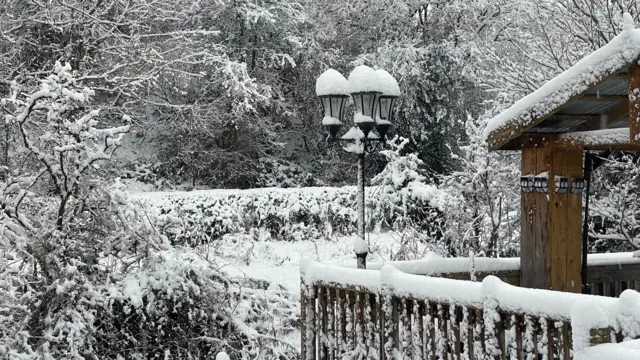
left=520, top=147, right=583, bottom=292
left=629, top=65, right=640, bottom=145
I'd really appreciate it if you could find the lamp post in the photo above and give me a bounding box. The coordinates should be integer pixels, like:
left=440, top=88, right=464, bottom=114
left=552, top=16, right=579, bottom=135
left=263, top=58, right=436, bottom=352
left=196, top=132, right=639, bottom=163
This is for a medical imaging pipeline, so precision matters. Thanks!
left=315, top=66, right=400, bottom=269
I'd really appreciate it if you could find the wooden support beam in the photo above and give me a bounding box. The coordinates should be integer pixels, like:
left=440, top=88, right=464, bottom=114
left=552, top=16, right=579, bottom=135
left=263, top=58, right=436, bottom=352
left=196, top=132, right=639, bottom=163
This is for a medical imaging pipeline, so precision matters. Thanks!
left=520, top=148, right=584, bottom=293
left=629, top=65, right=640, bottom=144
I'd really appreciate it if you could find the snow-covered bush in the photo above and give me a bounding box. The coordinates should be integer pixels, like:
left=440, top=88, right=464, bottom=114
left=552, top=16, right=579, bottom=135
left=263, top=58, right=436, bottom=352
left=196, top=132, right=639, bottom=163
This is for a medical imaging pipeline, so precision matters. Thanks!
left=137, top=174, right=452, bottom=246
left=370, top=137, right=449, bottom=232
left=0, top=64, right=298, bottom=360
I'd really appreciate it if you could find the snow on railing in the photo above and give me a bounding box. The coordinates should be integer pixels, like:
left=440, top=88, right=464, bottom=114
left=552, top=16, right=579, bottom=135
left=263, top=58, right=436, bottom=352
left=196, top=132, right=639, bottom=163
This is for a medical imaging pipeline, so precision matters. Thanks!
left=575, top=339, right=640, bottom=360
left=362, top=252, right=640, bottom=297
left=300, top=260, right=640, bottom=360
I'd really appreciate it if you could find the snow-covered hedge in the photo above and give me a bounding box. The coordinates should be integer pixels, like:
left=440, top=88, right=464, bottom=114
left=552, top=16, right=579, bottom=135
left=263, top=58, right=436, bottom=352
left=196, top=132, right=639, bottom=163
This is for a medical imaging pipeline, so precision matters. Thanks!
left=133, top=183, right=450, bottom=245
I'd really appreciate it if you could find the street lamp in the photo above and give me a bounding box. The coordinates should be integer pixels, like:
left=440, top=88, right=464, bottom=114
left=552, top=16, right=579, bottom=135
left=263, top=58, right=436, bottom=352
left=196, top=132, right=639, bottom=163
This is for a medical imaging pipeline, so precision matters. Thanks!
left=315, top=65, right=400, bottom=269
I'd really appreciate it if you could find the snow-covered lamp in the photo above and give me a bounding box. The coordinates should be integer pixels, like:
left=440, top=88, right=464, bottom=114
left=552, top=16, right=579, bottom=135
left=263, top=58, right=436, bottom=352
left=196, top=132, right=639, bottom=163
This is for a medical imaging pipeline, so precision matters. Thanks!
left=555, top=176, right=569, bottom=194
left=374, top=69, right=399, bottom=139
left=534, top=175, right=548, bottom=193
left=316, top=69, right=350, bottom=138
left=570, top=178, right=585, bottom=194
left=348, top=65, right=381, bottom=137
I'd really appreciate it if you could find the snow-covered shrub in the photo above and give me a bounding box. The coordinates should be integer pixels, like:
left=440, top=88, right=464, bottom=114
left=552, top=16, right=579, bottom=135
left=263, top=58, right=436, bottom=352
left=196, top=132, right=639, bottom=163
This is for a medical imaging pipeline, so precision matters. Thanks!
left=136, top=157, right=453, bottom=248
left=370, top=137, right=448, bottom=232
left=0, top=64, right=297, bottom=360
left=256, top=158, right=324, bottom=188
left=95, top=248, right=298, bottom=359
left=121, top=162, right=173, bottom=190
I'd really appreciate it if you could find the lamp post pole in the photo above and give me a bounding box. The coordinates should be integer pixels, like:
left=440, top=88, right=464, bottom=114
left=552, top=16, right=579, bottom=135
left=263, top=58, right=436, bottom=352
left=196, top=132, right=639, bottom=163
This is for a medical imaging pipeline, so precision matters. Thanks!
left=316, top=66, right=400, bottom=269
left=356, top=149, right=367, bottom=269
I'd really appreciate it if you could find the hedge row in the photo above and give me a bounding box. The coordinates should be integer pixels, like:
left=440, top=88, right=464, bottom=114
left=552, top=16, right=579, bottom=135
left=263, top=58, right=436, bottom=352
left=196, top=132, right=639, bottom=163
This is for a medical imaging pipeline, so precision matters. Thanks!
left=133, top=186, right=443, bottom=245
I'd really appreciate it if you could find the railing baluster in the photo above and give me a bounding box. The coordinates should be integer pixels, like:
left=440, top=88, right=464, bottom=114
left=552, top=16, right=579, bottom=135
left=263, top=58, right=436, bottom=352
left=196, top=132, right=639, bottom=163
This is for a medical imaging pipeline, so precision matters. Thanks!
left=497, top=314, right=507, bottom=360
left=460, top=307, right=469, bottom=360
left=337, top=289, right=346, bottom=357
left=603, top=282, right=611, bottom=297
left=468, top=308, right=475, bottom=360
left=319, top=287, right=328, bottom=360
left=427, top=302, right=437, bottom=360
left=367, top=293, right=377, bottom=360
left=437, top=304, right=448, bottom=360
left=515, top=315, right=523, bottom=360
left=402, top=299, right=412, bottom=359
left=355, top=292, right=364, bottom=357
left=347, top=291, right=355, bottom=352
left=415, top=301, right=425, bottom=360
left=615, top=281, right=623, bottom=297
left=452, top=306, right=462, bottom=360
left=476, top=309, right=485, bottom=359
left=328, top=289, right=335, bottom=360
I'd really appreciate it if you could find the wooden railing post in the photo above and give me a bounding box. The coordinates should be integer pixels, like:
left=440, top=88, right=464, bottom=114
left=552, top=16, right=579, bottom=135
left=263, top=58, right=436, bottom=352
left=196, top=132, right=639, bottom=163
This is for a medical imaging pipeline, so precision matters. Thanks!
left=571, top=299, right=611, bottom=353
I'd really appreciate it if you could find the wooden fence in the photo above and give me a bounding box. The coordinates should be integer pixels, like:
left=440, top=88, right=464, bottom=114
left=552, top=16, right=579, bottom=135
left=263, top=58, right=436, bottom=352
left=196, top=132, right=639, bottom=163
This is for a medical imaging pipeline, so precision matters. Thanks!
left=300, top=259, right=640, bottom=360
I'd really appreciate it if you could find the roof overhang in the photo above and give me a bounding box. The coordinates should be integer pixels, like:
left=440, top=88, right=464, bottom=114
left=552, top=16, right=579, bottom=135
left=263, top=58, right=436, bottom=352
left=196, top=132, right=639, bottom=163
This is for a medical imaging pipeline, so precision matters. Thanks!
left=485, top=28, right=640, bottom=152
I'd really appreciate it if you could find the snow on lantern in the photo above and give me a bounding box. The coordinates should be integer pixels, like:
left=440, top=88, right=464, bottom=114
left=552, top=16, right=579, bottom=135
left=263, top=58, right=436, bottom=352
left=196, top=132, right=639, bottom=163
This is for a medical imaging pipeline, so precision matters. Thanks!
left=316, top=69, right=350, bottom=139
left=374, top=69, right=399, bottom=139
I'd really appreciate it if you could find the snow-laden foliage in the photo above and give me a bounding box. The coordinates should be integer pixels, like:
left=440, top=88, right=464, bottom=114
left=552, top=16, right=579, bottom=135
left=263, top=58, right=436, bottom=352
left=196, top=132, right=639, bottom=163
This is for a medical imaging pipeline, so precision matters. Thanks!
left=590, top=153, right=640, bottom=252
left=0, top=65, right=297, bottom=359
left=439, top=111, right=521, bottom=257
left=368, top=137, right=454, bottom=256
left=135, top=173, right=451, bottom=246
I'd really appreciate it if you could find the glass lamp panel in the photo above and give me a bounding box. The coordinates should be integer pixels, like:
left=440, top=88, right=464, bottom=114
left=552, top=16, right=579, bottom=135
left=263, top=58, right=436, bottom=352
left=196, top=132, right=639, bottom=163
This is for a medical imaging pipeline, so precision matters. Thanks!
left=361, top=93, right=377, bottom=117
left=322, top=97, right=331, bottom=117
left=378, top=97, right=396, bottom=122
left=353, top=94, right=364, bottom=114
left=378, top=98, right=390, bottom=120
left=330, top=97, right=344, bottom=120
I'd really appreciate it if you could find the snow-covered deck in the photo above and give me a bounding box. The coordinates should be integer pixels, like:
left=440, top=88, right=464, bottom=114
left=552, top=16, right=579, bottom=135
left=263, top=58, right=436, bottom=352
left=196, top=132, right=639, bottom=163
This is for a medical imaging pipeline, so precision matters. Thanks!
left=300, top=254, right=640, bottom=360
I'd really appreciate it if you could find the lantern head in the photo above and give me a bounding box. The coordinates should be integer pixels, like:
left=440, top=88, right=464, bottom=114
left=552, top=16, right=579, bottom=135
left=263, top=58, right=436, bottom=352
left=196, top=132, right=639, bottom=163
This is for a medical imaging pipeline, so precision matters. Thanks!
left=554, top=176, right=569, bottom=194
left=316, top=69, right=349, bottom=139
left=570, top=178, right=585, bottom=194
left=348, top=66, right=381, bottom=137
left=520, top=175, right=535, bottom=193
left=534, top=175, right=548, bottom=193
left=374, top=70, right=400, bottom=139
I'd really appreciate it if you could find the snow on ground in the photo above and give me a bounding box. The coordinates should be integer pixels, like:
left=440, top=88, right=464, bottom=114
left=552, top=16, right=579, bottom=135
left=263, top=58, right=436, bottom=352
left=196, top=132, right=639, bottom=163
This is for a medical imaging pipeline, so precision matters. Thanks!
left=201, top=230, right=429, bottom=295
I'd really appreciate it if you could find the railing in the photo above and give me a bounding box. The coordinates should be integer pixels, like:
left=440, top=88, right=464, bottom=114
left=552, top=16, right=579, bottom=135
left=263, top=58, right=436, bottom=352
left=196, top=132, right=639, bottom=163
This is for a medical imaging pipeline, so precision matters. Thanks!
left=586, top=253, right=640, bottom=297
left=300, top=258, right=640, bottom=360
left=365, top=253, right=640, bottom=297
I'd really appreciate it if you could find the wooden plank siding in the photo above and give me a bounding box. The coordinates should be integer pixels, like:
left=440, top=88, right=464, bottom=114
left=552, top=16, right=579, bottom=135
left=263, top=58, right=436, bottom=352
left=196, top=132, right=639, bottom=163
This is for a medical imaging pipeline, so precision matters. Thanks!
left=549, top=149, right=568, bottom=291
left=533, top=147, right=551, bottom=289
left=566, top=150, right=584, bottom=293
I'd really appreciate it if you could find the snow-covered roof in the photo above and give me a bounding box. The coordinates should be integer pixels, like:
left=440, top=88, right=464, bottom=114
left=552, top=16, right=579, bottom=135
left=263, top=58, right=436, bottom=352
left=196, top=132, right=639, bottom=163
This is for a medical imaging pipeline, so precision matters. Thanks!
left=347, top=65, right=381, bottom=93
left=316, top=69, right=349, bottom=96
left=485, top=25, right=640, bottom=150
left=557, top=128, right=630, bottom=148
